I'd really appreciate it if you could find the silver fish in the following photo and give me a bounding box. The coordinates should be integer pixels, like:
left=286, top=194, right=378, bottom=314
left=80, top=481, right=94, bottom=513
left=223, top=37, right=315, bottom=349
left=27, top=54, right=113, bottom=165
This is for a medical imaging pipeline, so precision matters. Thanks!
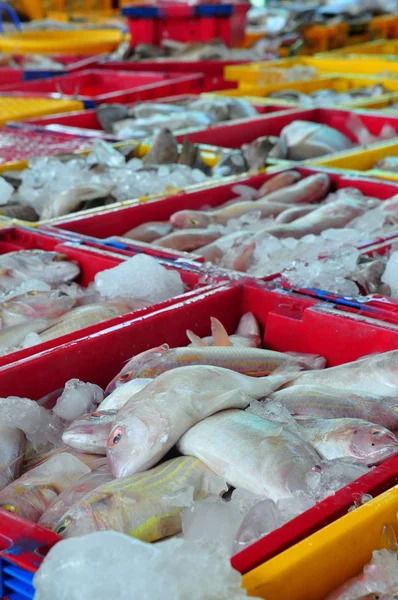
left=62, top=410, right=118, bottom=455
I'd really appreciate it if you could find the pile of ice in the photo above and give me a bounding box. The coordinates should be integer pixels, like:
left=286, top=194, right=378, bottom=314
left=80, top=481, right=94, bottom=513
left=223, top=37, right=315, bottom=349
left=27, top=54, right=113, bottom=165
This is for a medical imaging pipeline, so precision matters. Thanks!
left=16, top=140, right=208, bottom=218
left=53, top=379, right=104, bottom=422
left=94, top=254, right=185, bottom=304
left=33, top=532, right=260, bottom=600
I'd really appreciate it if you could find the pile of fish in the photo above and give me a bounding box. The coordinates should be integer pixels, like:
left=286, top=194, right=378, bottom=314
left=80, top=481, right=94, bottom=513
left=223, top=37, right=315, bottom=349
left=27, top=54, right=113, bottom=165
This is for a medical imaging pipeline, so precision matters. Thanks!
left=122, top=170, right=398, bottom=293
left=0, top=53, right=66, bottom=71
left=95, top=97, right=259, bottom=140
left=269, top=84, right=388, bottom=107
left=0, top=133, right=218, bottom=221
left=1, top=312, right=398, bottom=559
left=0, top=250, right=184, bottom=356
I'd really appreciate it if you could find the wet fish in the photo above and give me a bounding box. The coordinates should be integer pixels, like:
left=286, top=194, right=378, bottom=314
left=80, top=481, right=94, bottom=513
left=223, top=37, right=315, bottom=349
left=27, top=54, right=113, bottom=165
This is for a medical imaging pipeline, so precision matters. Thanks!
left=242, top=135, right=287, bottom=170
left=39, top=301, right=133, bottom=342
left=269, top=385, right=398, bottom=430
left=106, top=344, right=325, bottom=393
left=142, top=128, right=179, bottom=165
left=275, top=203, right=318, bottom=224
left=132, top=103, right=185, bottom=119
left=0, top=250, right=80, bottom=285
left=0, top=453, right=90, bottom=522
left=38, top=467, right=113, bottom=531
left=96, top=104, right=129, bottom=134
left=107, top=364, right=301, bottom=477
left=41, top=184, right=114, bottom=220
left=296, top=416, right=398, bottom=466
left=255, top=170, right=302, bottom=198
left=284, top=351, right=398, bottom=396
left=123, top=221, right=173, bottom=243
left=178, top=409, right=321, bottom=501
left=280, top=120, right=354, bottom=161
left=0, top=427, right=25, bottom=492
left=258, top=173, right=331, bottom=205
left=62, top=410, right=118, bottom=455
left=186, top=314, right=261, bottom=349
left=98, top=378, right=153, bottom=412
left=0, top=318, right=53, bottom=353
left=155, top=228, right=222, bottom=251
left=212, top=149, right=248, bottom=178
left=0, top=290, right=75, bottom=327
left=53, top=456, right=227, bottom=540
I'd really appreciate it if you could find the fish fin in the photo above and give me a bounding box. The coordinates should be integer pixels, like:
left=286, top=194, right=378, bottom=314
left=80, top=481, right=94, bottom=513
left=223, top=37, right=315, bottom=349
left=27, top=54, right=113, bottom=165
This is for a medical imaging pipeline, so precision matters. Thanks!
left=210, top=388, right=250, bottom=412
left=210, top=317, right=232, bottom=347
left=186, top=329, right=208, bottom=347
left=232, top=241, right=255, bottom=272
left=235, top=312, right=262, bottom=347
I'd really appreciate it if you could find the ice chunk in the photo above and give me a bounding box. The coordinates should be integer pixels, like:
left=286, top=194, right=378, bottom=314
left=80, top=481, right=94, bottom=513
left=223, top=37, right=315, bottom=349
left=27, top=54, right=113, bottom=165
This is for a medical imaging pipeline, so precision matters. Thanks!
left=0, top=396, right=62, bottom=448
left=33, top=532, right=259, bottom=600
left=53, top=379, right=104, bottom=422
left=0, top=176, right=14, bottom=205
left=248, top=400, right=303, bottom=436
left=233, top=498, right=283, bottom=555
left=87, top=139, right=126, bottom=168
left=22, top=331, right=42, bottom=348
left=381, top=250, right=398, bottom=297
left=306, top=459, right=369, bottom=502
left=94, top=254, right=184, bottom=304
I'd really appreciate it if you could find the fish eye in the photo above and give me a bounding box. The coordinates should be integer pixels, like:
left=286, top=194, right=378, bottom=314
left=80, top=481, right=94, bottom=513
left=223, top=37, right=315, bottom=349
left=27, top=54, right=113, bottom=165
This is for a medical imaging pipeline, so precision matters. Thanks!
left=190, top=219, right=200, bottom=226
left=55, top=517, right=72, bottom=535
left=372, top=430, right=382, bottom=436
left=2, top=504, right=18, bottom=514
left=118, top=371, right=132, bottom=382
left=90, top=413, right=103, bottom=419
left=109, top=427, right=123, bottom=447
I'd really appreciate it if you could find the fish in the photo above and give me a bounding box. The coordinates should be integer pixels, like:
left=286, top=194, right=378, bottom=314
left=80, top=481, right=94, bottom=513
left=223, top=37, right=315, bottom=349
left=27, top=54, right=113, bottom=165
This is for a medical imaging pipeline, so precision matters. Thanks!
left=269, top=385, right=398, bottom=430
left=107, top=365, right=301, bottom=477
left=242, top=135, right=287, bottom=170
left=105, top=344, right=325, bottom=394
left=186, top=314, right=261, bottom=349
left=212, top=149, right=248, bottom=178
left=142, top=128, right=179, bottom=165
left=132, top=103, right=185, bottom=119
left=155, top=229, right=222, bottom=251
left=349, top=259, right=386, bottom=295
left=284, top=351, right=398, bottom=396
left=264, top=194, right=379, bottom=238
left=170, top=200, right=292, bottom=229
left=98, top=378, right=153, bottom=412
left=0, top=427, right=25, bottom=491
left=0, top=290, right=75, bottom=327
left=178, top=409, right=321, bottom=502
left=123, top=221, right=173, bottom=243
left=255, top=170, right=302, bottom=197
left=40, top=184, right=115, bottom=220
left=38, top=466, right=113, bottom=531
left=0, top=453, right=90, bottom=522
left=257, top=173, right=331, bottom=205
left=280, top=120, right=354, bottom=161
left=0, top=204, right=39, bottom=221
left=0, top=250, right=80, bottom=285
left=296, top=416, right=398, bottom=466
left=62, top=410, right=118, bottom=455
left=96, top=103, right=129, bottom=134
left=23, top=445, right=108, bottom=473
left=275, top=204, right=319, bottom=224
left=0, top=318, right=53, bottom=353
left=39, top=301, right=132, bottom=342
left=53, top=456, right=227, bottom=540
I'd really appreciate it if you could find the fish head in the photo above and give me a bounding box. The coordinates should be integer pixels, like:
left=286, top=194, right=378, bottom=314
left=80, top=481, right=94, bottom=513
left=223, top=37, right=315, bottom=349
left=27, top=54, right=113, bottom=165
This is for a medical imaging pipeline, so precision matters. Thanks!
left=105, top=344, right=170, bottom=395
left=62, top=411, right=117, bottom=454
left=53, top=505, right=98, bottom=538
left=170, top=210, right=211, bottom=229
left=350, top=424, right=398, bottom=465
left=0, top=485, right=57, bottom=522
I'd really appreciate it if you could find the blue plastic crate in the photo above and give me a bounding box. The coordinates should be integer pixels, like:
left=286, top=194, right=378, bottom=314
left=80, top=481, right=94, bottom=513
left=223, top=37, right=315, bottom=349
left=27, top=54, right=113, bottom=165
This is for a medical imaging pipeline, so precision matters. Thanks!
left=0, top=558, right=34, bottom=600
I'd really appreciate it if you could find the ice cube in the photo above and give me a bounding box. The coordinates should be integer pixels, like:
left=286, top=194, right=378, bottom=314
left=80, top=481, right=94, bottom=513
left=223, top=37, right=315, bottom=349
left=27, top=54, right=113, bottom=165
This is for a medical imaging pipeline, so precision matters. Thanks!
left=94, top=254, right=184, bottom=304
left=33, top=532, right=259, bottom=600
left=248, top=400, right=302, bottom=436
left=0, top=176, right=14, bottom=205
left=22, top=331, right=42, bottom=348
left=0, top=396, right=62, bottom=448
left=307, top=459, right=369, bottom=502
left=87, top=140, right=126, bottom=168
left=381, top=250, right=398, bottom=297
left=53, top=379, right=104, bottom=422
left=233, top=498, right=282, bottom=555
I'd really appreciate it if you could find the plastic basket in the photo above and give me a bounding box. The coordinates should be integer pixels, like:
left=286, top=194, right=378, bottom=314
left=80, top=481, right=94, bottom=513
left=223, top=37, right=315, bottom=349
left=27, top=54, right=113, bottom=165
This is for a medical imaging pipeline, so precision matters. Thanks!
left=308, top=139, right=398, bottom=182
left=0, top=69, right=205, bottom=108
left=0, top=129, right=92, bottom=161
left=242, top=484, right=398, bottom=600
left=1, top=282, right=398, bottom=587
left=0, top=97, right=83, bottom=127
left=0, top=29, right=128, bottom=55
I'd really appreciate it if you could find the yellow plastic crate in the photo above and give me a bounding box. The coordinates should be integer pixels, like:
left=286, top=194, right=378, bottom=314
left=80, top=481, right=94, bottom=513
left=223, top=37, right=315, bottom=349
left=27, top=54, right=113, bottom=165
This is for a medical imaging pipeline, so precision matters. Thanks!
left=224, top=58, right=310, bottom=84
left=308, top=140, right=398, bottom=182
left=11, top=0, right=113, bottom=21
left=325, top=39, right=398, bottom=55
left=243, top=485, right=398, bottom=600
left=0, top=30, right=127, bottom=55
left=0, top=98, right=83, bottom=127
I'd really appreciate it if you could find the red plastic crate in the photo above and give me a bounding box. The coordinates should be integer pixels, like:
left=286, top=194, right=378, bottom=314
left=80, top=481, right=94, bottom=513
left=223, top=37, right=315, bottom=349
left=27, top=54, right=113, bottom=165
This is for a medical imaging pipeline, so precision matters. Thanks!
left=1, top=283, right=398, bottom=580
left=0, top=129, right=91, bottom=162
left=0, top=70, right=205, bottom=107
left=0, top=68, right=24, bottom=84
left=10, top=97, right=298, bottom=141
left=172, top=107, right=398, bottom=148
left=0, top=227, right=214, bottom=368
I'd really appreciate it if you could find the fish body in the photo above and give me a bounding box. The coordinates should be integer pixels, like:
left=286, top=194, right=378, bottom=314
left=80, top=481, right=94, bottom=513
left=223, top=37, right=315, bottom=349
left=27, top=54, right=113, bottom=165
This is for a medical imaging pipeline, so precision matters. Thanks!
left=275, top=204, right=318, bottom=224
left=40, top=184, right=114, bottom=220
left=280, top=120, right=354, bottom=161
left=0, top=427, right=25, bottom=491
left=123, top=221, right=173, bottom=243
left=255, top=170, right=302, bottom=197
left=297, top=416, right=398, bottom=466
left=0, top=290, right=75, bottom=327
left=0, top=250, right=80, bottom=284
left=62, top=410, right=118, bottom=455
left=38, top=467, right=113, bottom=530
left=0, top=318, right=52, bottom=353
left=99, top=378, right=153, bottom=412
left=107, top=365, right=298, bottom=477
left=258, top=173, right=330, bottom=205
left=155, top=228, right=222, bottom=251
left=178, top=409, right=321, bottom=501
left=106, top=344, right=325, bottom=393
left=53, top=456, right=227, bottom=540
left=269, top=385, right=398, bottom=430
left=0, top=453, right=90, bottom=522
